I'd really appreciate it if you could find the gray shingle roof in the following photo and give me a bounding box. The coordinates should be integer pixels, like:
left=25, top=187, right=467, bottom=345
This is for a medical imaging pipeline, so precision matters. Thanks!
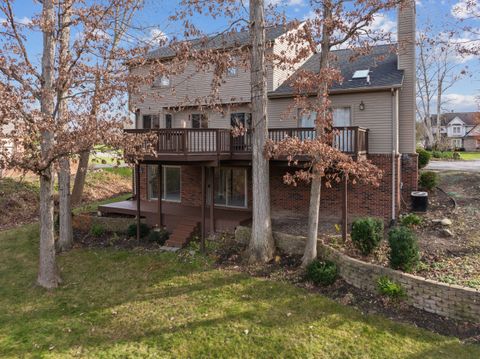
left=269, top=44, right=404, bottom=97
left=431, top=112, right=480, bottom=127
left=147, top=26, right=288, bottom=60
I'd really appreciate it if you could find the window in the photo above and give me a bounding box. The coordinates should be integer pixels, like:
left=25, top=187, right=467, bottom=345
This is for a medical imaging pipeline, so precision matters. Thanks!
left=227, top=67, right=238, bottom=77
left=153, top=75, right=170, bottom=87
left=165, top=114, right=173, bottom=128
left=230, top=113, right=251, bottom=129
left=147, top=165, right=181, bottom=201
left=214, top=167, right=247, bottom=208
left=452, top=139, right=462, bottom=149
left=452, top=125, right=462, bottom=135
left=191, top=114, right=208, bottom=128
left=143, top=114, right=160, bottom=129
left=333, top=107, right=351, bottom=127
left=352, top=70, right=369, bottom=79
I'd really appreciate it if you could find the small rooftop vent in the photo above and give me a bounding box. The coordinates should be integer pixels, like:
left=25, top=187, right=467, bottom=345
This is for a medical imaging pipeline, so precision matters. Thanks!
left=352, top=69, right=370, bottom=79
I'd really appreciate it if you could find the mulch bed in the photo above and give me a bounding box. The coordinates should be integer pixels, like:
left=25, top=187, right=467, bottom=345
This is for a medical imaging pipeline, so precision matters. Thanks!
left=73, top=230, right=166, bottom=251
left=213, top=238, right=480, bottom=343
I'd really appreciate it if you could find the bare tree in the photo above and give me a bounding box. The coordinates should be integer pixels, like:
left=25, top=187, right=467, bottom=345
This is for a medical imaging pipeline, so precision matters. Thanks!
left=416, top=26, right=468, bottom=149
left=247, top=0, right=274, bottom=263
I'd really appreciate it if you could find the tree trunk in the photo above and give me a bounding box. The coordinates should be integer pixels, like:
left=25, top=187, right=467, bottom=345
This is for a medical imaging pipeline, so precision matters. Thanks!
left=302, top=2, right=332, bottom=267
left=435, top=81, right=443, bottom=147
left=71, top=150, right=90, bottom=205
left=56, top=0, right=73, bottom=252
left=302, top=177, right=321, bottom=266
left=57, top=157, right=73, bottom=252
left=38, top=0, right=60, bottom=289
left=247, top=0, right=274, bottom=263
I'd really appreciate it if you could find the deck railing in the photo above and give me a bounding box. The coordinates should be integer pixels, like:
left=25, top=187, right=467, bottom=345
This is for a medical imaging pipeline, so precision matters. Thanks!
left=125, top=126, right=368, bottom=157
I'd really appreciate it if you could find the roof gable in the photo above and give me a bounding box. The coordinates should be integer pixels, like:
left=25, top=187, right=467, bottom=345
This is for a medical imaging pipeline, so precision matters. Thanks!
left=431, top=112, right=480, bottom=126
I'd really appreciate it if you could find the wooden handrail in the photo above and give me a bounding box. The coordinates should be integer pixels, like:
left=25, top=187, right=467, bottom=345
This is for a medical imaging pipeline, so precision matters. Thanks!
left=124, top=126, right=369, bottom=157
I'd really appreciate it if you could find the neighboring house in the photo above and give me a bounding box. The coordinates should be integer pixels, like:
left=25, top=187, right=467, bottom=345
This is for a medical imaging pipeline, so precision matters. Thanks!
left=99, top=1, right=417, bottom=247
left=430, top=112, right=480, bottom=151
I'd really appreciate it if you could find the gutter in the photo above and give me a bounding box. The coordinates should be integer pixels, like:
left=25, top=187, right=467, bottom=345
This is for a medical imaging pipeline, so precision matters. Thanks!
left=390, top=88, right=399, bottom=225
left=267, top=83, right=403, bottom=99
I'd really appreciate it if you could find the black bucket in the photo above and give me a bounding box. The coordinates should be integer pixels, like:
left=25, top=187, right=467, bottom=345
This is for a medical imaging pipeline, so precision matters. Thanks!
left=411, top=191, right=428, bottom=212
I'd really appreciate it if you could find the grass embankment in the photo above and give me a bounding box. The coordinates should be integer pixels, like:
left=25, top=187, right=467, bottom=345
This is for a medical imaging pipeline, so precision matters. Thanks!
left=0, top=167, right=132, bottom=230
left=0, top=225, right=479, bottom=358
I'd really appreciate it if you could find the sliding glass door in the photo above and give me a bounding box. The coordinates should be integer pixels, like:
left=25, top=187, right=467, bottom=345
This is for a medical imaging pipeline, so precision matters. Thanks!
left=147, top=165, right=181, bottom=202
left=214, top=167, right=247, bottom=208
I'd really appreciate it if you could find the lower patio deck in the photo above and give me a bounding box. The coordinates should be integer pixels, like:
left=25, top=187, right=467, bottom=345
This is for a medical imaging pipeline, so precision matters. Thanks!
left=98, top=199, right=252, bottom=233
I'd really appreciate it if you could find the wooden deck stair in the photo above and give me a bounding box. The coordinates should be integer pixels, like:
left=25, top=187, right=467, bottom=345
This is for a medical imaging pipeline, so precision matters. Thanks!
left=165, top=218, right=200, bottom=248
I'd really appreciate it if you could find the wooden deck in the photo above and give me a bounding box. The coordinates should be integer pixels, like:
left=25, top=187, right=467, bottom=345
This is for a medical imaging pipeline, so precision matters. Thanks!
left=98, top=200, right=252, bottom=232
left=125, top=127, right=368, bottom=162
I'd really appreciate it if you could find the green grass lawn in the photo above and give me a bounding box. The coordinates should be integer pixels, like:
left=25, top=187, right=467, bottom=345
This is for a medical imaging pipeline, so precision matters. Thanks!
left=429, top=151, right=480, bottom=160
left=1, top=226, right=479, bottom=358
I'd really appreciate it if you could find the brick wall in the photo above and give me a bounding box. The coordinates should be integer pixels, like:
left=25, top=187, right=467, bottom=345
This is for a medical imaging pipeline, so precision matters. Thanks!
left=235, top=226, right=480, bottom=323
left=270, top=154, right=405, bottom=221
left=135, top=153, right=419, bottom=222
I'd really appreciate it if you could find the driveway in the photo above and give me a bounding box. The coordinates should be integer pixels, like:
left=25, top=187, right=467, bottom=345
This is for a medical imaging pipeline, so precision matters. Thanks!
left=426, top=160, right=480, bottom=172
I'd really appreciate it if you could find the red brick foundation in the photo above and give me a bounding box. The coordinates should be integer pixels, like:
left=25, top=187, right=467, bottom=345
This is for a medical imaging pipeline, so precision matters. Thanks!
left=271, top=153, right=418, bottom=221
left=135, top=153, right=418, bottom=223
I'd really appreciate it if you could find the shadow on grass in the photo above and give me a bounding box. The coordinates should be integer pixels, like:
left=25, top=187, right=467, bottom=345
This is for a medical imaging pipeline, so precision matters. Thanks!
left=1, top=225, right=479, bottom=358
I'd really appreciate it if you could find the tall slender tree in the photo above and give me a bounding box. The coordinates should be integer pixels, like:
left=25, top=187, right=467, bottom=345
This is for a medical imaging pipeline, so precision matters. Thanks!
left=247, top=0, right=274, bottom=263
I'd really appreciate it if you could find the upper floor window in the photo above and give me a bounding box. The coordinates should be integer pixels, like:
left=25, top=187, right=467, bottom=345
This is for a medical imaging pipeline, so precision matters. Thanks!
left=452, top=125, right=462, bottom=135
left=153, top=75, right=170, bottom=88
left=230, top=113, right=251, bottom=129
left=227, top=67, right=238, bottom=77
left=143, top=114, right=160, bottom=129
left=165, top=114, right=173, bottom=128
left=191, top=114, right=208, bottom=128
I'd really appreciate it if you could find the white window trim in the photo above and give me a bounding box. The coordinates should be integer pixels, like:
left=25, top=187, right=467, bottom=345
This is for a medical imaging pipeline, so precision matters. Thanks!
left=153, top=75, right=170, bottom=88
left=227, top=66, right=238, bottom=77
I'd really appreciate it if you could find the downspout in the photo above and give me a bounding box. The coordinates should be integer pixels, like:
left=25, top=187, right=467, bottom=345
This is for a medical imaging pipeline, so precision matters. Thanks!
left=390, top=88, right=398, bottom=226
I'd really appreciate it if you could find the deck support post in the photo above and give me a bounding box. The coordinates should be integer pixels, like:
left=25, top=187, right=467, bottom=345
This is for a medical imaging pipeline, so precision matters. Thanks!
left=135, top=164, right=141, bottom=242
left=210, top=167, right=215, bottom=235
left=201, top=166, right=206, bottom=252
left=342, top=175, right=348, bottom=242
left=157, top=164, right=162, bottom=228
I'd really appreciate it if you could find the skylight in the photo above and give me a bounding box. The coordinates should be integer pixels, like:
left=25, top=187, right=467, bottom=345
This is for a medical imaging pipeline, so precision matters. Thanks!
left=352, top=70, right=369, bottom=79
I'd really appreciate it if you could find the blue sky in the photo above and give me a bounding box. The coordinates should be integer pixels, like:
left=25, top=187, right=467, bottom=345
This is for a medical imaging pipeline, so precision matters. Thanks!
left=7, top=0, right=480, bottom=112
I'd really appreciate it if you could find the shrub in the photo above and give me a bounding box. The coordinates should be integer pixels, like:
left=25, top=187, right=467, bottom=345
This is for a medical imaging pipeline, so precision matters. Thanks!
left=416, top=148, right=431, bottom=169
left=90, top=223, right=105, bottom=237
left=127, top=223, right=150, bottom=238
left=305, top=260, right=338, bottom=286
left=452, top=151, right=461, bottom=160
left=399, top=213, right=422, bottom=228
left=377, top=276, right=405, bottom=299
left=147, top=228, right=169, bottom=245
left=431, top=150, right=442, bottom=158
left=351, top=217, right=384, bottom=255
left=419, top=171, right=438, bottom=191
left=388, top=226, right=420, bottom=272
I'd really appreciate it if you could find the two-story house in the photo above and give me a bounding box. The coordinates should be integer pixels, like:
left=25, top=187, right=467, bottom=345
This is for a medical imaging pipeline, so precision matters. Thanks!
left=431, top=112, right=480, bottom=151
left=99, top=1, right=418, bottom=247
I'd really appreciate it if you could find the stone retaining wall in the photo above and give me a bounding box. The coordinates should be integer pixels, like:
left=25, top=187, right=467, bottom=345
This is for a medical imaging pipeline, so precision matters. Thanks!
left=235, top=226, right=480, bottom=323
left=73, top=213, right=145, bottom=233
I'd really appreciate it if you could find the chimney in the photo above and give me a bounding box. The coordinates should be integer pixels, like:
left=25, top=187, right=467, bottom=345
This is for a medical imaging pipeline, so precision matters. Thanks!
left=397, top=0, right=416, bottom=153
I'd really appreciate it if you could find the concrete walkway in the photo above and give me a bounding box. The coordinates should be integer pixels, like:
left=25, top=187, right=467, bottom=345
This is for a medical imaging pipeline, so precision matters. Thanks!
left=426, top=160, right=480, bottom=172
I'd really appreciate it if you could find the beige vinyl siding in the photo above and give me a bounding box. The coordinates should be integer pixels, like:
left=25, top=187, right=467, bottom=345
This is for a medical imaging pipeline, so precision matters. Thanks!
left=137, top=104, right=252, bottom=129
left=268, top=91, right=394, bottom=154
left=130, top=60, right=251, bottom=112
left=271, top=26, right=312, bottom=91
left=397, top=0, right=416, bottom=153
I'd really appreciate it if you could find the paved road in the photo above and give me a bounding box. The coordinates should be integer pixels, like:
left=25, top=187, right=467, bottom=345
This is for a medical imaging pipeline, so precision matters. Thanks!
left=426, top=160, right=480, bottom=172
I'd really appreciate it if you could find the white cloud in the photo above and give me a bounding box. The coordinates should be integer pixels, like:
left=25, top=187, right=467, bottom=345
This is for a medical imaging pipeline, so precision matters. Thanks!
left=16, top=17, right=32, bottom=26
left=267, top=0, right=304, bottom=6
left=442, top=93, right=479, bottom=112
left=143, top=28, right=168, bottom=46
left=368, top=13, right=397, bottom=38
left=451, top=0, right=480, bottom=19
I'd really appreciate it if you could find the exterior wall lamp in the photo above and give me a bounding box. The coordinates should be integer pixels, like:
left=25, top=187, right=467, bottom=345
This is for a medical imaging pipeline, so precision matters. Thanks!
left=359, top=101, right=365, bottom=111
